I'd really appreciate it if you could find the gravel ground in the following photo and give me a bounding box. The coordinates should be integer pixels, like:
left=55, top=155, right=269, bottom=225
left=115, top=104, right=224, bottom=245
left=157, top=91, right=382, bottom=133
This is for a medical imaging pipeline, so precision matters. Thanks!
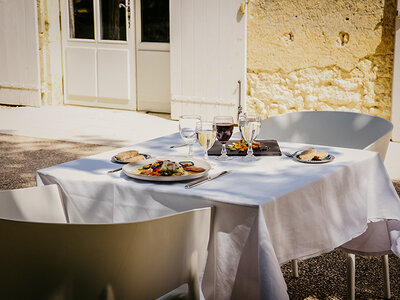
left=1, top=133, right=399, bottom=299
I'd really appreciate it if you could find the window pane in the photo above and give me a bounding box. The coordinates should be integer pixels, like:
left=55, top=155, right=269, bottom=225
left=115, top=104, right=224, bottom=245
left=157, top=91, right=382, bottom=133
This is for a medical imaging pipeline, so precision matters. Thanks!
left=141, top=0, right=169, bottom=43
left=69, top=0, right=95, bottom=39
left=100, top=0, right=126, bottom=41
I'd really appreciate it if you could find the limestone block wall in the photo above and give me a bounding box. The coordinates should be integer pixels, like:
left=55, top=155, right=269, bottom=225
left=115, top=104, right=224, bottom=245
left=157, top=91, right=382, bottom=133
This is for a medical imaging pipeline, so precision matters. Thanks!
left=37, top=0, right=63, bottom=105
left=246, top=0, right=397, bottom=120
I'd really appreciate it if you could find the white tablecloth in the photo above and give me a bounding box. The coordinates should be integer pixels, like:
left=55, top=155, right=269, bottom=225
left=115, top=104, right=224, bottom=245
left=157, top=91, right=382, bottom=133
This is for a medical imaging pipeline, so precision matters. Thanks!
left=36, top=133, right=400, bottom=300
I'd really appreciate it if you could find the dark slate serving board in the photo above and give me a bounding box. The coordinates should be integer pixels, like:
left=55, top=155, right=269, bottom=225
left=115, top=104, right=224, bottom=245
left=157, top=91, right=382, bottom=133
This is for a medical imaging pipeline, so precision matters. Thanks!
left=208, top=140, right=282, bottom=156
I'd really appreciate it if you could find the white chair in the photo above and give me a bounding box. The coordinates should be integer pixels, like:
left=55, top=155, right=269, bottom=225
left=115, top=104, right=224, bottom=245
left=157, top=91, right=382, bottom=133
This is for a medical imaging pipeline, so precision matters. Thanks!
left=256, top=111, right=394, bottom=299
left=0, top=207, right=212, bottom=300
left=0, top=184, right=67, bottom=223
left=340, top=221, right=392, bottom=300
left=257, top=110, right=393, bottom=160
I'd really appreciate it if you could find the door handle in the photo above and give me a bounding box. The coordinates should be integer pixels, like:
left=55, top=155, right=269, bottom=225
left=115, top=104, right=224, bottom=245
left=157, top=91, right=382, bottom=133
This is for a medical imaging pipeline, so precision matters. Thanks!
left=119, top=0, right=131, bottom=28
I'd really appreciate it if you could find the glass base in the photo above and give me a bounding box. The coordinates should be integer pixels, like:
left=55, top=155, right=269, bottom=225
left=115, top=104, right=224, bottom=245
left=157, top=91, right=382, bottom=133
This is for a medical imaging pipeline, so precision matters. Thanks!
left=203, top=153, right=216, bottom=166
left=215, top=154, right=232, bottom=161
left=241, top=154, right=258, bottom=161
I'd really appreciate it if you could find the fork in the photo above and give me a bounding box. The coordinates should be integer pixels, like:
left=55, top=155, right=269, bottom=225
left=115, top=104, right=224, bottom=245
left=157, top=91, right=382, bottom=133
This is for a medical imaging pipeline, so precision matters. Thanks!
left=283, top=151, right=294, bottom=158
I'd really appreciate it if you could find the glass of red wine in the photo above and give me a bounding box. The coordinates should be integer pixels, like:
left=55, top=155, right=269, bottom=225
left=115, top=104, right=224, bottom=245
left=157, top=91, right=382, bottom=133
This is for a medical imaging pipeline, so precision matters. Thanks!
left=213, top=116, right=234, bottom=160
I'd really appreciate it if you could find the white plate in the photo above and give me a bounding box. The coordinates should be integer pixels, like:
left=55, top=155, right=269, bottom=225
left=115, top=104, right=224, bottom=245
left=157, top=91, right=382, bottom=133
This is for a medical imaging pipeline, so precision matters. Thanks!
left=122, top=157, right=211, bottom=182
left=111, top=153, right=151, bottom=164
left=292, top=151, right=335, bottom=164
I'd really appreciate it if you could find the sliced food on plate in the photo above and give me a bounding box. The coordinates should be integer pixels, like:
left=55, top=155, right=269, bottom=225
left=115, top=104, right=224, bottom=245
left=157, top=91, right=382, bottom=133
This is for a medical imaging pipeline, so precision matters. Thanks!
left=292, top=147, right=334, bottom=164
left=112, top=150, right=150, bottom=163
left=122, top=157, right=211, bottom=182
left=297, top=147, right=329, bottom=161
left=136, top=159, right=206, bottom=177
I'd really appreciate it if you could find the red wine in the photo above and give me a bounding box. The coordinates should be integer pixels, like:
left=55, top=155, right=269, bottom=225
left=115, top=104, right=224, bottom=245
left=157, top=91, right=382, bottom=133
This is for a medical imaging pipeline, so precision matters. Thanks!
left=216, top=123, right=234, bottom=143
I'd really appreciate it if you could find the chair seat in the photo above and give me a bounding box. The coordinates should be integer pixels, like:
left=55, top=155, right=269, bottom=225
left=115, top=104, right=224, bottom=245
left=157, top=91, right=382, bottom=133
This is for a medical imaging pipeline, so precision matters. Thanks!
left=340, top=220, right=393, bottom=256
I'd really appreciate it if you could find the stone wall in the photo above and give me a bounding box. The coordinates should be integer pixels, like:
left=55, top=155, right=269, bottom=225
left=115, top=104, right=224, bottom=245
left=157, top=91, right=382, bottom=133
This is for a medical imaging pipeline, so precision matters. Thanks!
left=246, top=0, right=397, bottom=120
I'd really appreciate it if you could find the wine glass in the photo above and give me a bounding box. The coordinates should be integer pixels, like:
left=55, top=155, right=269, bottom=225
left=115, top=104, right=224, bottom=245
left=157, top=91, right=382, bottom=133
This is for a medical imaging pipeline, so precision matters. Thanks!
left=196, top=121, right=216, bottom=161
left=213, top=116, right=234, bottom=160
left=179, top=115, right=201, bottom=157
left=239, top=113, right=261, bottom=160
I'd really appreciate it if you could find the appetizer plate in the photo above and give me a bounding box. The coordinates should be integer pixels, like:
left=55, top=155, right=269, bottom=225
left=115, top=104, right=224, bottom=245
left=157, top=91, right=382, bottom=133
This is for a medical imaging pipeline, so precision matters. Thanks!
left=122, top=157, right=211, bottom=182
left=111, top=153, right=151, bottom=164
left=292, top=151, right=335, bottom=164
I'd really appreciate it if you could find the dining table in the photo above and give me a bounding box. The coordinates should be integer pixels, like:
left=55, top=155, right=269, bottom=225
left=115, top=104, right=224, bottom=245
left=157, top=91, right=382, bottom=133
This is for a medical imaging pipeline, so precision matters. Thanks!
left=36, top=132, right=400, bottom=300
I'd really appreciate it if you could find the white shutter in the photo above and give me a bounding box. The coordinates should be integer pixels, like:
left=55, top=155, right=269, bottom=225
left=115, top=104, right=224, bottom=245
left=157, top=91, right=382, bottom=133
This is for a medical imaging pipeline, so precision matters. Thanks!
left=170, top=0, right=246, bottom=121
left=0, top=0, right=41, bottom=106
left=392, top=4, right=400, bottom=141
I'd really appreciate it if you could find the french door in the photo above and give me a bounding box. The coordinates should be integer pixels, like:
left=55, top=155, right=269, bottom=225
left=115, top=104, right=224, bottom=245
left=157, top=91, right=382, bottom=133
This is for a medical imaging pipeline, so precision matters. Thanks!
left=60, top=0, right=136, bottom=109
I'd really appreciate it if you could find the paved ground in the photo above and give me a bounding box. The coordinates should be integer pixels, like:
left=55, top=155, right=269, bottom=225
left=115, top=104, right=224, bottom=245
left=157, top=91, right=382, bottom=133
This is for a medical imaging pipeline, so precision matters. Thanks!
left=0, top=105, right=177, bottom=147
left=1, top=105, right=399, bottom=180
left=1, top=105, right=400, bottom=299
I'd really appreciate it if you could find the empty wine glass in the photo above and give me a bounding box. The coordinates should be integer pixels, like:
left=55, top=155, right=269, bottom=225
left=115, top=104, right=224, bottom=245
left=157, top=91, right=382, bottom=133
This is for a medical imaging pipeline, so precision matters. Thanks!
left=239, top=113, right=261, bottom=160
left=196, top=121, right=216, bottom=161
left=214, top=116, right=234, bottom=160
left=179, top=115, right=201, bottom=157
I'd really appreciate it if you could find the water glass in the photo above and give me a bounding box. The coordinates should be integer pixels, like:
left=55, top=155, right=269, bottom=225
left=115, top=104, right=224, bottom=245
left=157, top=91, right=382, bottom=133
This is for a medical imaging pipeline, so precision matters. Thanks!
left=239, top=113, right=261, bottom=160
left=179, top=115, right=201, bottom=157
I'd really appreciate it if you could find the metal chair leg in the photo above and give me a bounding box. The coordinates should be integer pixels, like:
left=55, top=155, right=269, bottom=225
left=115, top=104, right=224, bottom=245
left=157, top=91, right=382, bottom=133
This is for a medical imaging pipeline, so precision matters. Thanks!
left=382, top=255, right=391, bottom=299
left=346, top=253, right=355, bottom=300
left=291, top=259, right=299, bottom=278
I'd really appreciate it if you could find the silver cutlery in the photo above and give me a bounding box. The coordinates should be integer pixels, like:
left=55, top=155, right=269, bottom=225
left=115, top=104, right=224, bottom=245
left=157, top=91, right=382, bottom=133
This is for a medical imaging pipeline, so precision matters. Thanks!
left=108, top=167, right=123, bottom=173
left=283, top=151, right=295, bottom=158
left=170, top=143, right=187, bottom=148
left=185, top=170, right=232, bottom=189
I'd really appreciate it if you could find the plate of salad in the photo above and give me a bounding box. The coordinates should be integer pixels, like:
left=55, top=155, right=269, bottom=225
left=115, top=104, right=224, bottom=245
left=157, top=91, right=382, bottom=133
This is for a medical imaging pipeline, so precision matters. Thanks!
left=122, top=157, right=211, bottom=182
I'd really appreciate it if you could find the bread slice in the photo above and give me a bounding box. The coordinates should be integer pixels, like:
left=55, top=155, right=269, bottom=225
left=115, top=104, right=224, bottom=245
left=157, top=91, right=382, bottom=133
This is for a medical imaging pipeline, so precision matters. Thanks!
left=124, top=155, right=145, bottom=162
left=115, top=150, right=139, bottom=161
left=298, top=148, right=329, bottom=161
left=313, top=151, right=328, bottom=161
left=298, top=147, right=316, bottom=161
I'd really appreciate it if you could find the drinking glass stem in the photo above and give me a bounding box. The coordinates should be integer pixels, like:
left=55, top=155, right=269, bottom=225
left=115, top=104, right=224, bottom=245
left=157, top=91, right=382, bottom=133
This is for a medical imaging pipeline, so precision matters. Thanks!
left=188, top=144, right=194, bottom=157
left=204, top=150, right=209, bottom=160
left=221, top=143, right=228, bottom=157
left=248, top=142, right=254, bottom=157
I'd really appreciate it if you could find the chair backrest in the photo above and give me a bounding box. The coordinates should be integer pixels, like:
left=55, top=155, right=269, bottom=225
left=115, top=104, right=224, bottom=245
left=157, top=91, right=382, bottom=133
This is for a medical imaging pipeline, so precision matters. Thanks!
left=257, top=111, right=393, bottom=160
left=0, top=184, right=67, bottom=223
left=0, top=207, right=212, bottom=300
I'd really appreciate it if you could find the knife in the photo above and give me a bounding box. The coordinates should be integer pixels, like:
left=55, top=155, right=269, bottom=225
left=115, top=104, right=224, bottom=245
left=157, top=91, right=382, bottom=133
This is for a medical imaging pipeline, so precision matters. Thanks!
left=185, top=170, right=232, bottom=189
left=108, top=167, right=123, bottom=173
left=170, top=143, right=187, bottom=148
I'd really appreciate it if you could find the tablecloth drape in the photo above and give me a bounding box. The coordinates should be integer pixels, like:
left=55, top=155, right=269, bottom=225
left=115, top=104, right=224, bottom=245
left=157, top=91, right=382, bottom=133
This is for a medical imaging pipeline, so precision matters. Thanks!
left=37, top=133, right=400, bottom=299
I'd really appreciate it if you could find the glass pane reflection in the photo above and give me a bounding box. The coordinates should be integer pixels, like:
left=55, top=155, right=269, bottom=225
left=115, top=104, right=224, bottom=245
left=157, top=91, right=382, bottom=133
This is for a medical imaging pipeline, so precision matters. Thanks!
left=141, top=0, right=169, bottom=43
left=69, top=0, right=95, bottom=39
left=100, top=0, right=127, bottom=41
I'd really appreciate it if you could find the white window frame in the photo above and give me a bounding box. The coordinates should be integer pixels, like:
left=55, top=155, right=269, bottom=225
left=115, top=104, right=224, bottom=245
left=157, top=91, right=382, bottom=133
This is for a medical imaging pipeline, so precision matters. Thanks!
left=134, top=0, right=170, bottom=52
